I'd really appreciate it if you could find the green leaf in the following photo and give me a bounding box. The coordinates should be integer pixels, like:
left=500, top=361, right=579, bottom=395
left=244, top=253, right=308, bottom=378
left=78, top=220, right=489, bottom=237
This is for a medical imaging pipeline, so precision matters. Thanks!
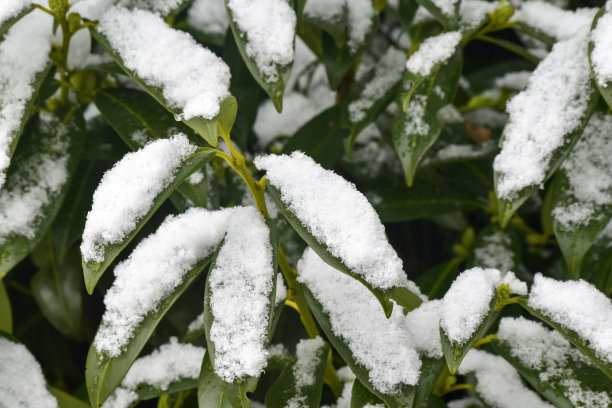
left=0, top=280, right=12, bottom=333
left=467, top=224, right=521, bottom=273
left=0, top=5, right=35, bottom=39
left=417, top=259, right=461, bottom=299
left=49, top=387, right=90, bottom=408
left=302, top=286, right=416, bottom=407
left=393, top=47, right=463, bottom=186
left=82, top=148, right=216, bottom=295
left=440, top=296, right=500, bottom=374
left=581, top=238, right=612, bottom=296
left=225, top=1, right=294, bottom=111
left=520, top=299, right=612, bottom=380
left=216, top=96, right=238, bottom=137
left=492, top=324, right=612, bottom=407
left=90, top=28, right=224, bottom=146
left=0, top=108, right=85, bottom=278
left=415, top=0, right=459, bottom=28
left=351, top=377, right=385, bottom=407
left=265, top=339, right=330, bottom=408
left=31, top=237, right=83, bottom=341
left=551, top=172, right=612, bottom=279
left=413, top=357, right=446, bottom=406
left=282, top=105, right=347, bottom=169
left=198, top=350, right=258, bottom=408
left=85, top=254, right=213, bottom=407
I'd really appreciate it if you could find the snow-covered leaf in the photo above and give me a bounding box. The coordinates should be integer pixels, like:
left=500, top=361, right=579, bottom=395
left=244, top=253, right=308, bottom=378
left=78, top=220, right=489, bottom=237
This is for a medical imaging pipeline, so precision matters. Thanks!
left=0, top=109, right=85, bottom=278
left=589, top=7, right=612, bottom=111
left=351, top=378, right=385, bottom=407
left=393, top=47, right=463, bottom=186
left=467, top=225, right=521, bottom=274
left=0, top=280, right=11, bottom=333
left=415, top=0, right=460, bottom=28
left=265, top=337, right=329, bottom=408
left=0, top=3, right=34, bottom=39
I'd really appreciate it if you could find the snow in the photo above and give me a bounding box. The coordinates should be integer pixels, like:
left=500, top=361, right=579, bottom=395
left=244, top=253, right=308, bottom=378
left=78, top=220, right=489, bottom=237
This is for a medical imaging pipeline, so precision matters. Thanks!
left=431, top=0, right=459, bottom=17
left=303, top=0, right=344, bottom=23
left=255, top=152, right=409, bottom=290
left=275, top=273, right=287, bottom=305
left=401, top=94, right=429, bottom=136
left=298, top=248, right=422, bottom=394
left=493, top=35, right=593, bottom=200
left=0, top=337, right=57, bottom=408
left=405, top=31, right=461, bottom=77
left=402, top=300, right=443, bottom=358
left=473, top=230, right=515, bottom=272
left=458, top=349, right=554, bottom=408
left=187, top=0, right=229, bottom=38
left=497, top=317, right=612, bottom=407
left=0, top=116, right=69, bottom=244
left=208, top=206, right=274, bottom=382
left=528, top=273, right=612, bottom=364
left=552, top=113, right=612, bottom=228
left=459, top=0, right=496, bottom=29
left=118, top=0, right=184, bottom=15
left=94, top=208, right=232, bottom=357
left=0, top=11, right=53, bottom=188
left=348, top=47, right=405, bottom=124
left=447, top=398, right=483, bottom=408
left=293, top=337, right=326, bottom=388
left=98, top=6, right=231, bottom=121
left=187, top=312, right=204, bottom=334
left=494, top=71, right=532, bottom=91
left=515, top=2, right=597, bottom=41
left=226, top=0, right=296, bottom=82
left=81, top=134, right=196, bottom=263
left=71, top=0, right=115, bottom=20
left=431, top=141, right=496, bottom=162
left=346, top=0, right=376, bottom=53
left=441, top=268, right=526, bottom=344
left=591, top=7, right=612, bottom=87
left=0, top=0, right=32, bottom=27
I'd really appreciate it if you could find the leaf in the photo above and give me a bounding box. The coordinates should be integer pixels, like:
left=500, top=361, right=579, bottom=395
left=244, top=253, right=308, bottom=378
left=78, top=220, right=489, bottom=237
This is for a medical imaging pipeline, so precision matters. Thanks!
left=589, top=8, right=612, bottom=110
left=82, top=148, right=216, bottom=295
left=198, top=350, right=258, bottom=408
left=302, top=286, right=416, bottom=408
left=581, top=239, right=612, bottom=296
left=90, top=28, right=224, bottom=146
left=85, top=254, right=213, bottom=407
left=415, top=0, right=459, bottom=28
left=351, top=378, right=385, bottom=408
left=0, top=107, right=85, bottom=277
left=413, top=357, right=446, bottom=406
left=0, top=5, right=34, bottom=39
left=265, top=339, right=330, bottom=408
left=49, top=387, right=90, bottom=408
left=282, top=105, right=347, bottom=169
left=225, top=1, right=294, bottom=111
left=440, top=296, right=500, bottom=374
left=393, top=47, right=463, bottom=187
left=467, top=224, right=521, bottom=273
left=0, top=280, right=12, bottom=333
left=31, top=237, right=83, bottom=341
left=520, top=299, right=612, bottom=380
left=417, top=259, right=461, bottom=299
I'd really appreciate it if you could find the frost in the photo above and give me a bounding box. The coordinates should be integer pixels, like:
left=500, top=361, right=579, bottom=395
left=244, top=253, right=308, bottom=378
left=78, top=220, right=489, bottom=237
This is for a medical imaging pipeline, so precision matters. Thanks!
left=405, top=31, right=461, bottom=77
left=81, top=134, right=196, bottom=263
left=497, top=317, right=612, bottom=407
left=187, top=0, right=229, bottom=38
left=208, top=206, right=274, bottom=382
left=98, top=6, right=231, bottom=120
left=552, top=113, right=612, bottom=228
left=348, top=47, right=406, bottom=124
left=94, top=208, right=232, bottom=357
left=226, top=0, right=296, bottom=82
left=493, top=35, right=593, bottom=200
left=298, top=248, right=422, bottom=393
left=528, top=273, right=612, bottom=364
left=458, top=349, right=554, bottom=408
left=473, top=230, right=515, bottom=272
left=0, top=11, right=53, bottom=188
left=255, top=151, right=409, bottom=290
left=441, top=268, right=525, bottom=344
left=0, top=337, right=58, bottom=408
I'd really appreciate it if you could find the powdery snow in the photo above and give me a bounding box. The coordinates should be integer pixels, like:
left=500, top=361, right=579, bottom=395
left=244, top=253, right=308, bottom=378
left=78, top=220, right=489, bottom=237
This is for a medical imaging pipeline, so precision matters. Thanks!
left=431, top=0, right=459, bottom=17
left=255, top=152, right=408, bottom=290
left=100, top=388, right=138, bottom=408
left=81, top=134, right=196, bottom=263
left=208, top=206, right=274, bottom=382
left=402, top=300, right=443, bottom=358
left=441, top=268, right=526, bottom=344
left=298, top=248, right=422, bottom=394
left=497, top=317, right=612, bottom=408
left=458, top=349, right=554, bottom=408
left=187, top=0, right=229, bottom=38
left=71, top=0, right=115, bottom=20
left=528, top=273, right=612, bottom=364
left=459, top=0, right=496, bottom=29
left=303, top=0, right=344, bottom=23
left=405, top=31, right=461, bottom=77
left=0, top=0, right=32, bottom=26
left=591, top=8, right=612, bottom=87
left=552, top=113, right=612, bottom=228
left=348, top=47, right=406, bottom=124
left=494, top=71, right=532, bottom=91
left=226, top=0, right=296, bottom=82
left=285, top=336, right=326, bottom=408
left=473, top=230, right=515, bottom=273
left=118, top=0, right=184, bottom=15
left=493, top=36, right=593, bottom=200
left=515, top=1, right=597, bottom=41
left=346, top=0, right=375, bottom=53
left=0, top=11, right=53, bottom=188
left=275, top=273, right=287, bottom=305
left=94, top=208, right=232, bottom=357
left=98, top=6, right=230, bottom=120
left=0, top=337, right=57, bottom=408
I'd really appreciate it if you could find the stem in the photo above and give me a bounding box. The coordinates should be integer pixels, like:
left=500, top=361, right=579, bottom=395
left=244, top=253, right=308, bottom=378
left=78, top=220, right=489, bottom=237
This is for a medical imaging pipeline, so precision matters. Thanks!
left=441, top=383, right=475, bottom=395
left=473, top=35, right=540, bottom=64
left=472, top=334, right=497, bottom=347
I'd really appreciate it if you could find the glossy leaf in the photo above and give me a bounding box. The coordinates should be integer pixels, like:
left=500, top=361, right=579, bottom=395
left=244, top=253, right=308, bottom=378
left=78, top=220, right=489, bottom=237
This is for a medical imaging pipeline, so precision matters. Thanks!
left=90, top=28, right=224, bottom=146
left=82, top=148, right=216, bottom=294
left=440, top=296, right=500, bottom=374
left=50, top=387, right=90, bottom=408
left=393, top=48, right=463, bottom=186
left=588, top=8, right=612, bottom=111
left=0, top=5, right=35, bottom=38
left=414, top=357, right=446, bottom=406
left=265, top=339, right=329, bottom=408
left=581, top=239, right=612, bottom=296
left=0, top=280, right=12, bottom=333
left=225, top=1, right=294, bottom=111
left=302, top=286, right=416, bottom=408
left=351, top=378, right=385, bottom=407
left=0, top=108, right=85, bottom=277
left=85, top=254, right=213, bottom=407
